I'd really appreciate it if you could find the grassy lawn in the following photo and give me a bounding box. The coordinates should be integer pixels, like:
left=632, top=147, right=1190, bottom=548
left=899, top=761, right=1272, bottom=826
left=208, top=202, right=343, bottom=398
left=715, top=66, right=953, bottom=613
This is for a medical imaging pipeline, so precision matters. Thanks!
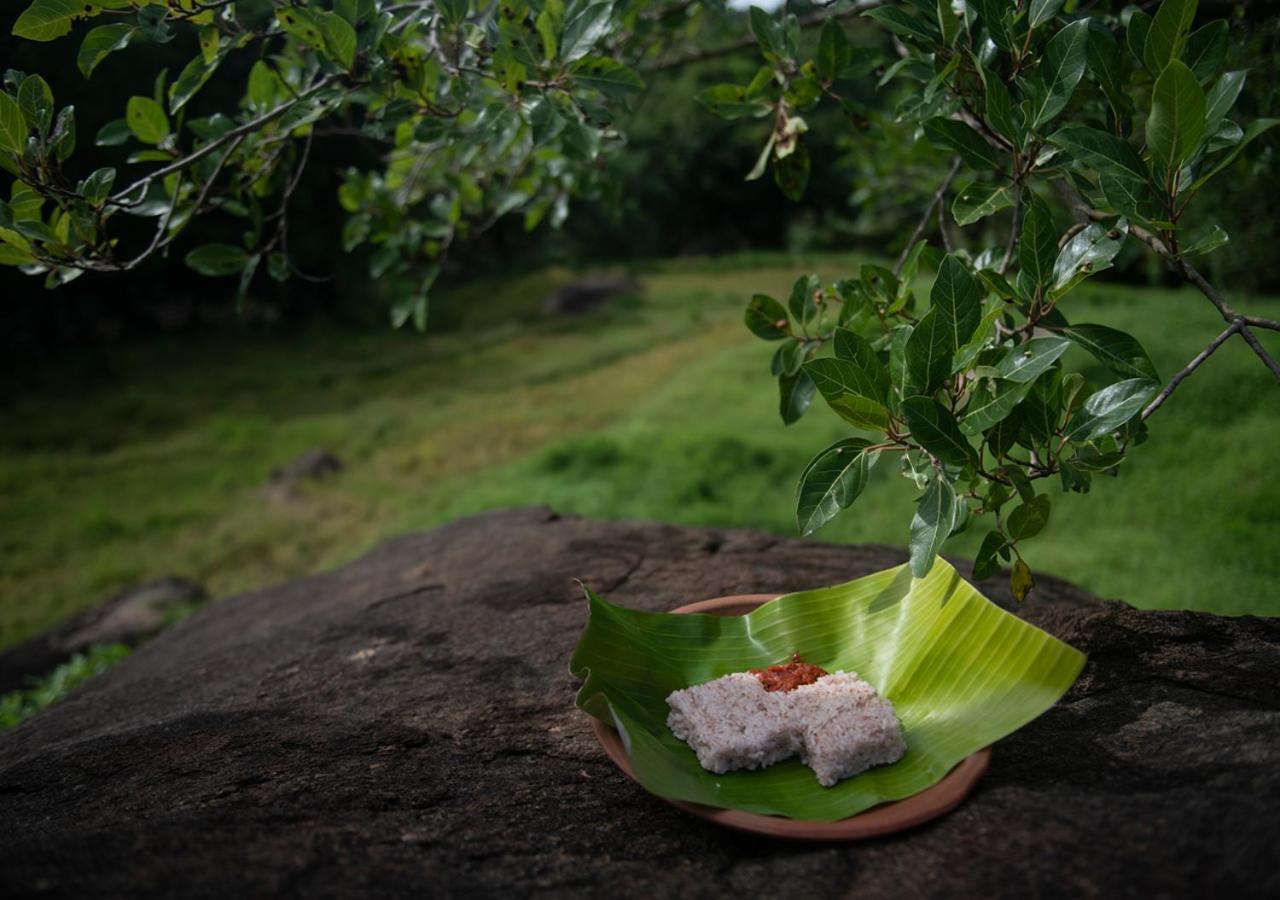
left=2, top=252, right=1278, bottom=648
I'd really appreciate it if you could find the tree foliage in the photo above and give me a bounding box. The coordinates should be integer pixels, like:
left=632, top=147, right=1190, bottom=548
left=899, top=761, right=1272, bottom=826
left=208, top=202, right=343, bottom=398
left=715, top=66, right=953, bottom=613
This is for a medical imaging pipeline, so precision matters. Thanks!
left=3, top=0, right=1278, bottom=597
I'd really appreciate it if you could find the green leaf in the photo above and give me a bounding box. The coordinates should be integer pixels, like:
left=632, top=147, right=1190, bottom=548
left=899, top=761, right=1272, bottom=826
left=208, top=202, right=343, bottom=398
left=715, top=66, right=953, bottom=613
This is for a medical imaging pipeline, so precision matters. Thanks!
left=902, top=396, right=978, bottom=467
left=1087, top=25, right=1131, bottom=120
left=696, top=84, right=770, bottom=120
left=1142, top=0, right=1197, bottom=77
left=973, top=529, right=1010, bottom=579
left=995, top=336, right=1071, bottom=383
left=888, top=323, right=916, bottom=403
left=936, top=0, right=960, bottom=46
left=816, top=17, right=852, bottom=83
left=905, top=256, right=982, bottom=395
left=1007, top=494, right=1051, bottom=540
left=805, top=358, right=892, bottom=431
left=978, top=62, right=1019, bottom=146
left=1065, top=378, right=1160, bottom=442
left=169, top=53, right=220, bottom=114
left=1189, top=118, right=1280, bottom=192
left=952, top=182, right=1014, bottom=226
left=276, top=6, right=327, bottom=52
left=1051, top=219, right=1127, bottom=294
left=318, top=10, right=357, bottom=69
left=745, top=294, right=790, bottom=341
left=561, top=0, right=612, bottom=63
left=969, top=0, right=1012, bottom=51
left=796, top=438, right=877, bottom=535
left=788, top=274, right=818, bottom=324
left=571, top=559, right=1084, bottom=820
left=94, top=118, right=130, bottom=146
left=832, top=328, right=890, bottom=401
left=909, top=476, right=957, bottom=577
left=571, top=57, right=644, bottom=98
left=126, top=95, right=169, bottom=145
left=184, top=243, right=250, bottom=276
left=779, top=368, right=816, bottom=425
left=960, top=379, right=1035, bottom=436
left=13, top=0, right=99, bottom=42
left=1049, top=125, right=1148, bottom=182
left=0, top=93, right=25, bottom=154
left=1147, top=59, right=1206, bottom=175
left=1126, top=11, right=1152, bottom=69
left=1011, top=558, right=1034, bottom=602
left=922, top=118, right=999, bottom=170
left=1028, top=19, right=1089, bottom=129
left=1181, top=223, right=1229, bottom=256
left=1029, top=0, right=1064, bottom=29
left=80, top=167, right=115, bottom=205
left=1203, top=70, right=1245, bottom=134
left=1183, top=20, right=1227, bottom=82
left=864, top=5, right=940, bottom=46
left=77, top=24, right=133, bottom=78
left=1018, top=199, right=1057, bottom=288
left=18, top=75, right=53, bottom=135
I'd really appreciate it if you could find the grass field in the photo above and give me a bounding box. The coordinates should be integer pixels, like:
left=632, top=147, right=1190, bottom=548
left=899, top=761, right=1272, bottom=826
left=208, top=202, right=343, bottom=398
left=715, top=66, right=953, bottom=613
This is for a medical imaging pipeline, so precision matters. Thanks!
left=3, top=252, right=1278, bottom=648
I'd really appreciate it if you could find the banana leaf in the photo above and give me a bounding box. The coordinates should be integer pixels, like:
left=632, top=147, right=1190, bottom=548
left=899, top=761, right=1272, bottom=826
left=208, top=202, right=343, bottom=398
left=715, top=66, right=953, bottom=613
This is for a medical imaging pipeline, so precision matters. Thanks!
left=570, top=557, right=1085, bottom=822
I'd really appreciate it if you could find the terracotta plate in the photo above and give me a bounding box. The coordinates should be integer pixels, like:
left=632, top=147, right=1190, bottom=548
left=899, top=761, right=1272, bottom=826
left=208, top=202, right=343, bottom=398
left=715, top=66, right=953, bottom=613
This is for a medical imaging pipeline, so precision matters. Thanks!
left=587, top=592, right=992, bottom=841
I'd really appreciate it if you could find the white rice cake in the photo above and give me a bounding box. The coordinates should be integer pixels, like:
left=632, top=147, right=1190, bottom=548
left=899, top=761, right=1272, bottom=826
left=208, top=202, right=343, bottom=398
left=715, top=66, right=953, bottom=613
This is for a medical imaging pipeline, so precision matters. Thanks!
left=790, top=672, right=907, bottom=787
left=666, top=673, right=799, bottom=774
left=665, top=670, right=906, bottom=787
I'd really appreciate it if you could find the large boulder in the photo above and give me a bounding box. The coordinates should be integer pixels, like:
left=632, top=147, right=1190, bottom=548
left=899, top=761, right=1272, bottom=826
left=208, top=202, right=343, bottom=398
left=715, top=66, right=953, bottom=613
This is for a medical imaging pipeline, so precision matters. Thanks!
left=1, top=508, right=1276, bottom=898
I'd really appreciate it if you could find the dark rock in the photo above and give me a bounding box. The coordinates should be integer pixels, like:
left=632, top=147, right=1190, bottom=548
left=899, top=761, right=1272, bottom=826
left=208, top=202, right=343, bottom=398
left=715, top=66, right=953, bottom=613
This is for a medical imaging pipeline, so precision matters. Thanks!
left=543, top=275, right=641, bottom=315
left=267, top=448, right=344, bottom=491
left=0, top=577, right=206, bottom=694
left=0, top=508, right=1276, bottom=899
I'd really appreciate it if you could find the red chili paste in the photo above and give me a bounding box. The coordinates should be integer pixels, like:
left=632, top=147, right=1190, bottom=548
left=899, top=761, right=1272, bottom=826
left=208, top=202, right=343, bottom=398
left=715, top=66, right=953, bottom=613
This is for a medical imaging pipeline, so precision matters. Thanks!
left=750, top=654, right=828, bottom=692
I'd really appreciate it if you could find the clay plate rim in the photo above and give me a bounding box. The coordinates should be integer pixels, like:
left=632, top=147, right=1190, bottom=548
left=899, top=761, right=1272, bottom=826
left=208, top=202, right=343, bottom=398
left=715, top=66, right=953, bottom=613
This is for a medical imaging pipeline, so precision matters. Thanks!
left=586, top=592, right=992, bottom=841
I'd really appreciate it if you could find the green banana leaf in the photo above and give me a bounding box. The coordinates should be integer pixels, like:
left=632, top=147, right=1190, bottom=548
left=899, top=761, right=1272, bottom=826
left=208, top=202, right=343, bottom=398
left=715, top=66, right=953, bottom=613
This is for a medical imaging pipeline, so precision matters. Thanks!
left=570, top=557, right=1085, bottom=822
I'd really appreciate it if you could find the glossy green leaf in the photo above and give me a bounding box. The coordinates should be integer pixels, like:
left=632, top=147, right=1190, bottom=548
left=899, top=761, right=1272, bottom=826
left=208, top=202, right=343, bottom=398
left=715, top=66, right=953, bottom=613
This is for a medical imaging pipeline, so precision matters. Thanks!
left=1056, top=323, right=1160, bottom=381
left=995, top=336, right=1071, bottom=383
left=745, top=294, right=789, bottom=340
left=960, top=379, right=1034, bottom=436
left=1188, top=118, right=1280, bottom=192
left=1028, top=19, right=1089, bottom=129
left=169, top=53, right=220, bottom=114
left=832, top=328, right=890, bottom=401
left=1011, top=558, right=1034, bottom=602
left=0, top=94, right=25, bottom=154
left=1147, top=59, right=1206, bottom=174
left=779, top=368, right=816, bottom=425
left=1065, top=378, right=1160, bottom=442
left=1007, top=494, right=1051, bottom=540
left=562, top=1, right=613, bottom=62
left=973, top=529, right=1010, bottom=579
left=805, top=358, right=891, bottom=431
left=318, top=10, right=357, bottom=69
left=571, top=559, right=1085, bottom=820
left=969, top=0, right=1012, bottom=51
left=13, top=0, right=98, bottom=42
left=18, top=75, right=53, bottom=135
left=902, top=396, right=977, bottom=467
left=864, top=5, right=940, bottom=46
left=1018, top=199, right=1057, bottom=288
left=1184, top=21, right=1227, bottom=82
left=910, top=476, right=957, bottom=576
left=774, top=141, right=810, bottom=201
left=952, top=182, right=1014, bottom=226
left=1203, top=71, right=1245, bottom=134
left=796, top=438, right=877, bottom=535
left=77, top=24, right=134, bottom=78
left=789, top=274, right=819, bottom=325
left=1127, top=11, right=1152, bottom=68
left=922, top=118, right=999, bottom=170
left=1142, top=0, right=1197, bottom=76
left=1029, top=0, right=1064, bottom=29
left=1049, top=125, right=1148, bottom=182
left=1051, top=219, right=1127, bottom=293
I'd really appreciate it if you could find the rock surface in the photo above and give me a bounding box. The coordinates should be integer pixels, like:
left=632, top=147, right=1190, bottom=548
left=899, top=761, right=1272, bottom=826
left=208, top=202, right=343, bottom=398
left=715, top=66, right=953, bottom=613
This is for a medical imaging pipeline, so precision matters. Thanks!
left=0, top=576, right=206, bottom=693
left=1, top=508, right=1277, bottom=899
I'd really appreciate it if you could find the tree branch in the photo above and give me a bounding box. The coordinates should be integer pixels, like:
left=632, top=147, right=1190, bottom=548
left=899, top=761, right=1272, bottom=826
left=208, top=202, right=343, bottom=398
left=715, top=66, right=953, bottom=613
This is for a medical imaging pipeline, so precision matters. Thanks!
left=894, top=156, right=961, bottom=275
left=1141, top=319, right=1242, bottom=419
left=645, top=0, right=887, bottom=71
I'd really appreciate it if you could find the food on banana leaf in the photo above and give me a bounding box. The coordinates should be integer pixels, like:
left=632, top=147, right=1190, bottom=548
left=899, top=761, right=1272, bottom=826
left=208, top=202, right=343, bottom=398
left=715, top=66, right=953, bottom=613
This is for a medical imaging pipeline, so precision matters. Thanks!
left=666, top=659, right=906, bottom=787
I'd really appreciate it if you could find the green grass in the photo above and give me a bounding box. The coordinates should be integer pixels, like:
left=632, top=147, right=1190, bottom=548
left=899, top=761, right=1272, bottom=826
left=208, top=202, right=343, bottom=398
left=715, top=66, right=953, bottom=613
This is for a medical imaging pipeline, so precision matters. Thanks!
left=2, top=252, right=1278, bottom=648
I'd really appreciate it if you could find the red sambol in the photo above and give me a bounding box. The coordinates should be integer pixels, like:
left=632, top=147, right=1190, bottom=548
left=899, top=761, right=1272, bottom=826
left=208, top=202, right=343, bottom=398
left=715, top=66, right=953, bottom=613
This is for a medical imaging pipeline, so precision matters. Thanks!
left=750, top=654, right=828, bottom=692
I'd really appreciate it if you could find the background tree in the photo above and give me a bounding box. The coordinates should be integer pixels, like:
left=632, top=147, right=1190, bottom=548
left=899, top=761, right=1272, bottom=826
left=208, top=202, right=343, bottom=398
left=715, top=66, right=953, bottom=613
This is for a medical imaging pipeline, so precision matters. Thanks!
left=2, top=0, right=1277, bottom=598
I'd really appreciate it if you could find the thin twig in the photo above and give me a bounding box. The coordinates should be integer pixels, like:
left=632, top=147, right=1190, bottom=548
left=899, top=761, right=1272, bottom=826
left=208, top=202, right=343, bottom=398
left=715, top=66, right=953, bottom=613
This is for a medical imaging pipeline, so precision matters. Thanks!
left=894, top=156, right=961, bottom=275
left=1237, top=326, right=1280, bottom=381
left=1141, top=320, right=1243, bottom=419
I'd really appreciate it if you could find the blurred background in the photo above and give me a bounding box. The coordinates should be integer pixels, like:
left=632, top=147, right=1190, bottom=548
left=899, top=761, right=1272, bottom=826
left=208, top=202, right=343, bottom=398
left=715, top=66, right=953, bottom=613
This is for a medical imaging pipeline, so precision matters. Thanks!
left=2, top=1, right=1279, bottom=684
